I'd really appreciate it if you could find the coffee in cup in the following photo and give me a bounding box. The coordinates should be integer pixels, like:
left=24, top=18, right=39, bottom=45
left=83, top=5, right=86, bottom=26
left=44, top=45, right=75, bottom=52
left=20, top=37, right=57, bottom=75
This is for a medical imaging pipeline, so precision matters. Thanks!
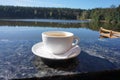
left=42, top=31, right=79, bottom=55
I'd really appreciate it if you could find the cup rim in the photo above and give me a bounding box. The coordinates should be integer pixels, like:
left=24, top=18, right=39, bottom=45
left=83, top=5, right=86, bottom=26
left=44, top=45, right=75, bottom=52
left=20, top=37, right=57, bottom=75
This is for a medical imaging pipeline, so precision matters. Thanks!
left=42, top=31, right=74, bottom=38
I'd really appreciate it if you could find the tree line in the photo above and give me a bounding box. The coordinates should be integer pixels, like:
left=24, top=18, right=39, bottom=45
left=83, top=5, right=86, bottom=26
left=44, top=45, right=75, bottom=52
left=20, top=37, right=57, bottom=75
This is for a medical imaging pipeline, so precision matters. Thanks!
left=0, top=6, right=83, bottom=20
left=0, top=5, right=120, bottom=23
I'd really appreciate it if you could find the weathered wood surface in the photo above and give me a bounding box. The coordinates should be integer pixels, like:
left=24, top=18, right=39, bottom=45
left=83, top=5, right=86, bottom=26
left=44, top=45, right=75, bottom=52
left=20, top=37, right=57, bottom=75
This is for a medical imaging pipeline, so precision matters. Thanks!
left=100, top=27, right=120, bottom=38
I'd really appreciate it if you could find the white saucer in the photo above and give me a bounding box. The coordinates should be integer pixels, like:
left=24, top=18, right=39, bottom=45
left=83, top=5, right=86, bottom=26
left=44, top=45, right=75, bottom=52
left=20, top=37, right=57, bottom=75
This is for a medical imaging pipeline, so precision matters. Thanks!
left=32, top=42, right=81, bottom=60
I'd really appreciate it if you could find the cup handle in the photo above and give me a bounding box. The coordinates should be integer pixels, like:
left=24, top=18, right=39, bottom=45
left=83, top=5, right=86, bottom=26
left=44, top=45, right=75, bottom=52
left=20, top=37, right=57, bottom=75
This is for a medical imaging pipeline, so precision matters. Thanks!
left=73, top=36, right=80, bottom=47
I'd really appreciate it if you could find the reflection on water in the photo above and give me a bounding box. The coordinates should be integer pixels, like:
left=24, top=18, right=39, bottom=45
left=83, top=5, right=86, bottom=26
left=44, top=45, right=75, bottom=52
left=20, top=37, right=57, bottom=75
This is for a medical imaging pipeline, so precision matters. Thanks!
left=0, top=26, right=99, bottom=40
left=0, top=19, right=89, bottom=23
left=89, top=22, right=120, bottom=31
left=0, top=20, right=89, bottom=28
left=0, top=19, right=120, bottom=31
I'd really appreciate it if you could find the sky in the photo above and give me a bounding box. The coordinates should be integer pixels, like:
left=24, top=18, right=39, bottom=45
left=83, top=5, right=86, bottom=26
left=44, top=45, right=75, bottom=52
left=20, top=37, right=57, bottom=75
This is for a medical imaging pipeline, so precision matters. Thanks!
left=0, top=0, right=120, bottom=9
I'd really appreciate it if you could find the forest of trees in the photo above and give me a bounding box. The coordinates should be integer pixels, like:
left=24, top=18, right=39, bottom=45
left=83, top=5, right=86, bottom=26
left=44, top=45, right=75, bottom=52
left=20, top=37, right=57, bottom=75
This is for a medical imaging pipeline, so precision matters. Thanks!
left=0, top=5, right=120, bottom=23
left=0, top=6, right=83, bottom=20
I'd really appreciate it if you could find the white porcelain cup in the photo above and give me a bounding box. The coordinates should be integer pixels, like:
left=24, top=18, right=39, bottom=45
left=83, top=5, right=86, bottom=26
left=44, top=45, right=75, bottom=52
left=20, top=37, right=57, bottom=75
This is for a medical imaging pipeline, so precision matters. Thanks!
left=42, top=31, right=79, bottom=55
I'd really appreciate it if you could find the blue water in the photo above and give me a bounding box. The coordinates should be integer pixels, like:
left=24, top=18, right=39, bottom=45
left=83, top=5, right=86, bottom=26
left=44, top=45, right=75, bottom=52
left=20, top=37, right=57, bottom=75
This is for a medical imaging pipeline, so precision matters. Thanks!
left=0, top=26, right=98, bottom=40
left=0, top=19, right=89, bottom=23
